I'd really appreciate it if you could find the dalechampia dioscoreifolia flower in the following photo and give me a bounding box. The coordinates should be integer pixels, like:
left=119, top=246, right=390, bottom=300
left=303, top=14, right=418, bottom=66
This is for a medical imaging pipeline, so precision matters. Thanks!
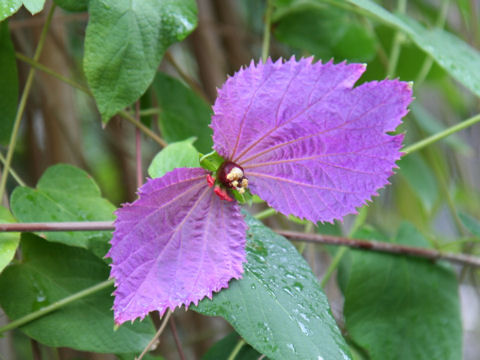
left=107, top=57, right=413, bottom=324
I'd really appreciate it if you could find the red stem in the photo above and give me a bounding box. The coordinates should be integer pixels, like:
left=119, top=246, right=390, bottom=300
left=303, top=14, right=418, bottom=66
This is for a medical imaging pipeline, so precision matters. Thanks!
left=169, top=317, right=186, bottom=360
left=135, top=101, right=143, bottom=188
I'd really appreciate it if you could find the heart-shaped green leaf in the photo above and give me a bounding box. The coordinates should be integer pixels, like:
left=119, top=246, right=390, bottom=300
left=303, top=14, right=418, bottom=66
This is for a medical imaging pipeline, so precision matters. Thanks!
left=84, top=0, right=197, bottom=122
left=10, top=164, right=115, bottom=258
left=153, top=72, right=213, bottom=153
left=0, top=206, right=19, bottom=274
left=148, top=138, right=200, bottom=179
left=342, top=223, right=462, bottom=359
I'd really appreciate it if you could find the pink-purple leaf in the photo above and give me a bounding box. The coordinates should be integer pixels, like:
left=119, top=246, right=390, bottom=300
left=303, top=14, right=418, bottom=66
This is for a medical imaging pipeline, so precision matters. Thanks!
left=211, top=57, right=413, bottom=222
left=108, top=167, right=246, bottom=324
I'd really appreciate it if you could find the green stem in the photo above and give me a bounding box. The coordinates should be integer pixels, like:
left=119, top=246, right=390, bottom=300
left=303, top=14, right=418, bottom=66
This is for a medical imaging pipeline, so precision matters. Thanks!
left=0, top=4, right=56, bottom=201
left=320, top=207, right=368, bottom=287
left=227, top=339, right=246, bottom=360
left=119, top=110, right=167, bottom=147
left=321, top=247, right=348, bottom=287
left=15, top=52, right=91, bottom=95
left=254, top=207, right=277, bottom=220
left=423, top=145, right=465, bottom=238
left=386, top=0, right=407, bottom=78
left=298, top=222, right=314, bottom=254
left=261, top=0, right=273, bottom=62
left=139, top=108, right=161, bottom=117
left=387, top=33, right=405, bottom=77
left=0, top=279, right=114, bottom=334
left=14, top=53, right=167, bottom=148
left=164, top=52, right=209, bottom=103
left=415, top=0, right=450, bottom=85
left=0, top=152, right=25, bottom=187
left=402, top=113, right=480, bottom=155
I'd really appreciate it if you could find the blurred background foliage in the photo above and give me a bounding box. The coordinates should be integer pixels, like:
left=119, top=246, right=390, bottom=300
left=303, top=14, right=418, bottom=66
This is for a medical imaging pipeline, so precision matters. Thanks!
left=1, top=0, right=480, bottom=359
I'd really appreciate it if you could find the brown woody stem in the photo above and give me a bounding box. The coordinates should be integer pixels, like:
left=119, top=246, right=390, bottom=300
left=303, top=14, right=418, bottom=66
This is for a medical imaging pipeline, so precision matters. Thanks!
left=276, top=230, right=480, bottom=267
left=0, top=221, right=479, bottom=267
left=0, top=221, right=114, bottom=232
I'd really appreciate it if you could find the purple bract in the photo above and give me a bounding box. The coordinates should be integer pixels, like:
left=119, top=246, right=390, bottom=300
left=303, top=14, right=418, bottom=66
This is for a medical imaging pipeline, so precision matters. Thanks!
left=108, top=57, right=413, bottom=324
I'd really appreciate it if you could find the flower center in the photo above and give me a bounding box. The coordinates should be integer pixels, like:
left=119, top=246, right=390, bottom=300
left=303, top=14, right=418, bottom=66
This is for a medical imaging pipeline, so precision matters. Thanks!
left=217, top=161, right=249, bottom=194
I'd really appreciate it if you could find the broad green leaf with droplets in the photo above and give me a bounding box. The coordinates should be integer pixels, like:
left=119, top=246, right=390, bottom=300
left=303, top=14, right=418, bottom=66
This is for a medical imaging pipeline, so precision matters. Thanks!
left=0, top=1, right=22, bottom=21
left=84, top=0, right=197, bottom=122
left=194, top=213, right=352, bottom=360
left=0, top=234, right=156, bottom=353
left=153, top=72, right=213, bottom=153
left=0, top=21, right=18, bottom=145
left=0, top=0, right=45, bottom=20
left=10, top=164, right=115, bottom=259
left=341, top=223, right=462, bottom=359
left=148, top=138, right=200, bottom=179
left=345, top=0, right=480, bottom=97
left=0, top=206, right=19, bottom=274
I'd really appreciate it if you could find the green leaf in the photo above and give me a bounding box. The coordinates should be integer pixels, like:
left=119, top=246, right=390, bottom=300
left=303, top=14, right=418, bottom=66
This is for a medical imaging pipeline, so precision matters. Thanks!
left=0, top=234, right=156, bottom=353
left=274, top=5, right=376, bottom=62
left=459, top=213, right=480, bottom=238
left=0, top=1, right=22, bottom=21
left=148, top=138, right=200, bottom=178
left=344, top=0, right=480, bottom=97
left=199, top=150, right=225, bottom=172
left=22, top=0, right=45, bottom=14
left=0, top=0, right=45, bottom=19
left=194, top=213, right=352, bottom=360
left=0, top=21, right=18, bottom=145
left=153, top=72, right=213, bottom=153
left=84, top=0, right=197, bottom=122
left=275, top=0, right=480, bottom=97
left=53, top=0, right=88, bottom=12
left=0, top=206, right=19, bottom=274
left=202, top=332, right=261, bottom=360
left=10, top=164, right=115, bottom=258
left=118, top=354, right=163, bottom=360
left=342, top=223, right=462, bottom=360
left=397, top=153, right=438, bottom=213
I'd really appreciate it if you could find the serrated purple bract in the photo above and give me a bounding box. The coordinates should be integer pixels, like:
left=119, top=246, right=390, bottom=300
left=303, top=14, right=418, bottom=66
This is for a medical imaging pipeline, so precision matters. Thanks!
left=110, top=57, right=413, bottom=324
left=211, top=57, right=413, bottom=222
left=108, top=167, right=246, bottom=324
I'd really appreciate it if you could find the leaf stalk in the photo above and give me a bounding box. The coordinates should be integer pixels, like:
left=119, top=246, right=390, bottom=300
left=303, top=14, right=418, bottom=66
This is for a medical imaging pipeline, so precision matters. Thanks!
left=227, top=339, right=246, bottom=360
left=403, top=113, right=480, bottom=154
